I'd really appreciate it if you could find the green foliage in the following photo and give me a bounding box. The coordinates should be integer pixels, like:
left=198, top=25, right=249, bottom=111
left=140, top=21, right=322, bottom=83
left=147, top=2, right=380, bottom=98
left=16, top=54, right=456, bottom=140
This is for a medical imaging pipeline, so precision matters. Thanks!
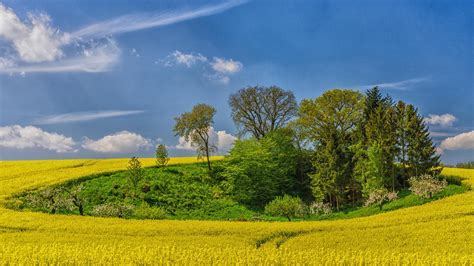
left=264, top=195, right=305, bottom=221
left=222, top=128, right=303, bottom=208
left=155, top=144, right=170, bottom=168
left=222, top=139, right=278, bottom=207
left=298, top=89, right=364, bottom=209
left=174, top=103, right=216, bottom=170
left=127, top=157, right=144, bottom=190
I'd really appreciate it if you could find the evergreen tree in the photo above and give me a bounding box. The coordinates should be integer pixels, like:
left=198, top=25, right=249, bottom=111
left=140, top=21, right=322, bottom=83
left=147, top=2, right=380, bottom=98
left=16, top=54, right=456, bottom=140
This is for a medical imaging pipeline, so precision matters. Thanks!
left=405, top=107, right=442, bottom=177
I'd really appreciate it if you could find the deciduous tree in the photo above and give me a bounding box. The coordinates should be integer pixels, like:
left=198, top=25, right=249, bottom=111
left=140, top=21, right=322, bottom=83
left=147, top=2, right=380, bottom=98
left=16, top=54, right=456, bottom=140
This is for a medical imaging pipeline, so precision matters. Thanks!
left=174, top=103, right=217, bottom=170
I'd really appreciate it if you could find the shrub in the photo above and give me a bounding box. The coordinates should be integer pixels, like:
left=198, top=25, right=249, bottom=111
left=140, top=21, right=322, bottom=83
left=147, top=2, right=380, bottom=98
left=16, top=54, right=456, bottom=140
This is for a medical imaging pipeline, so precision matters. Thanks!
left=91, top=203, right=134, bottom=218
left=133, top=205, right=167, bottom=220
left=155, top=144, right=170, bottom=168
left=308, top=201, right=332, bottom=215
left=443, top=175, right=462, bottom=186
left=364, top=188, right=398, bottom=210
left=409, top=174, right=447, bottom=199
left=264, top=195, right=305, bottom=221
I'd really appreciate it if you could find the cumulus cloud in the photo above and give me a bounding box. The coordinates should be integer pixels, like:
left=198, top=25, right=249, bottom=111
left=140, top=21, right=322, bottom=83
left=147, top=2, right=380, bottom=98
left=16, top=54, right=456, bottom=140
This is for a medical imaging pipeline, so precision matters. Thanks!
left=82, top=131, right=151, bottom=153
left=424, top=114, right=457, bottom=127
left=34, top=110, right=144, bottom=125
left=437, top=130, right=474, bottom=154
left=0, top=4, right=69, bottom=63
left=162, top=50, right=242, bottom=84
left=211, top=57, right=242, bottom=74
left=0, top=1, right=245, bottom=74
left=174, top=127, right=236, bottom=154
left=0, top=125, right=76, bottom=152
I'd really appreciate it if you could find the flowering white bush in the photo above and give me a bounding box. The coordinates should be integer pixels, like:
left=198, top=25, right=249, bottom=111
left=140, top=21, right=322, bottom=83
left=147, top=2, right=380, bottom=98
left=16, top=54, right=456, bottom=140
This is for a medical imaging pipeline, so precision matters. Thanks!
left=364, top=188, right=398, bottom=210
left=91, top=203, right=134, bottom=218
left=308, top=201, right=332, bottom=215
left=409, top=174, right=447, bottom=199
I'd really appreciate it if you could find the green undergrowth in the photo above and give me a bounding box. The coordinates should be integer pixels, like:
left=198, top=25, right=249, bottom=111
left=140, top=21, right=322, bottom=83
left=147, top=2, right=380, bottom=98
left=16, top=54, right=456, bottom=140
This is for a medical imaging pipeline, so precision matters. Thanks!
left=7, top=162, right=470, bottom=222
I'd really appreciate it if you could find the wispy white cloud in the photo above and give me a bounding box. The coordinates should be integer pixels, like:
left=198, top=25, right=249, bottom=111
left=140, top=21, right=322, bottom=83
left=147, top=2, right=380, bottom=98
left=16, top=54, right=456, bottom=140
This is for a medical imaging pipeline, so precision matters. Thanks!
left=0, top=1, right=245, bottom=74
left=162, top=50, right=243, bottom=84
left=424, top=114, right=457, bottom=127
left=34, top=110, right=144, bottom=125
left=437, top=130, right=474, bottom=154
left=82, top=131, right=151, bottom=153
left=70, top=1, right=247, bottom=39
left=357, top=77, right=429, bottom=90
left=0, top=125, right=76, bottom=152
left=163, top=50, right=208, bottom=67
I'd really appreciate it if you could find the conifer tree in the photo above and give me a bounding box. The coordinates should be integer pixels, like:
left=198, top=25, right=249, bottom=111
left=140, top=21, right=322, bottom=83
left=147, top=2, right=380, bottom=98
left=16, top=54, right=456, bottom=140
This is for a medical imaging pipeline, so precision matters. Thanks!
left=405, top=108, right=441, bottom=177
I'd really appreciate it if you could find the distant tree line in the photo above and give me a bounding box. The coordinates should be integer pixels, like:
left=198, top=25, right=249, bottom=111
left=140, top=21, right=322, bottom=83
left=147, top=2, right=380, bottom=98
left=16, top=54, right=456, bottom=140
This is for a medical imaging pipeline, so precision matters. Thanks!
left=454, top=161, right=474, bottom=169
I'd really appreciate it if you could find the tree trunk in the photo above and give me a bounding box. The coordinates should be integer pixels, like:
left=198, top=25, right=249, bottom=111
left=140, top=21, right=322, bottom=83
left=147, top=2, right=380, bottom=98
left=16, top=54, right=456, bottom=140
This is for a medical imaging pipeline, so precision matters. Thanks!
left=205, top=145, right=211, bottom=171
left=78, top=204, right=84, bottom=216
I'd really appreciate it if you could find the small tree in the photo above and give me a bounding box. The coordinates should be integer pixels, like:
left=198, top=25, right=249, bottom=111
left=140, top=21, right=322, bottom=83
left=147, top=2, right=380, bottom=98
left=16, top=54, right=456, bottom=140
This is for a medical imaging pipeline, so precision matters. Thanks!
left=364, top=188, right=398, bottom=210
left=264, top=195, right=305, bottom=221
left=408, top=174, right=447, bottom=199
left=127, top=157, right=144, bottom=190
left=174, top=103, right=216, bottom=170
left=155, top=144, right=170, bottom=168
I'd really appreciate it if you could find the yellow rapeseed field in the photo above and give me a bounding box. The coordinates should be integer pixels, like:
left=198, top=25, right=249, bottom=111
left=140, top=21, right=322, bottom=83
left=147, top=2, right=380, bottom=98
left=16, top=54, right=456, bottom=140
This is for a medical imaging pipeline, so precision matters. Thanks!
left=0, top=159, right=473, bottom=264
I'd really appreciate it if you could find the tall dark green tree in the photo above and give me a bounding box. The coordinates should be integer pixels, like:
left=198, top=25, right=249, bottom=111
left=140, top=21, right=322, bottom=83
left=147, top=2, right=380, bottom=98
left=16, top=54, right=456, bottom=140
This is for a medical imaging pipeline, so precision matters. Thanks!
left=405, top=107, right=441, bottom=177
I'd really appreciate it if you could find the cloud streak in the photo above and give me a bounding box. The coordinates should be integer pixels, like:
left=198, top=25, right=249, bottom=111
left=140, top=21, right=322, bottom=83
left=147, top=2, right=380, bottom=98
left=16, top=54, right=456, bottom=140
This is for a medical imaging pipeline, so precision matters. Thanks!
left=71, top=0, right=247, bottom=39
left=34, top=110, right=144, bottom=125
left=357, top=77, right=429, bottom=90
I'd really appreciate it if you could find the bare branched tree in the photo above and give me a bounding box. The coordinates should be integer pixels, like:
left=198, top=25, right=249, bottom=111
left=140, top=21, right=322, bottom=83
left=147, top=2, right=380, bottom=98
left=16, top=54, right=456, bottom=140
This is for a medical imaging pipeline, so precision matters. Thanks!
left=229, top=86, right=297, bottom=139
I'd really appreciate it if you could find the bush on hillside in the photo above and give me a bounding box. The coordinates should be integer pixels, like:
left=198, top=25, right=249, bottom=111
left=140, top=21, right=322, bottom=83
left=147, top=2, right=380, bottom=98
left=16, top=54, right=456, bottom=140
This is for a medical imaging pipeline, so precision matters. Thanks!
left=264, top=195, right=306, bottom=221
left=91, top=203, right=134, bottom=218
left=364, top=188, right=398, bottom=210
left=409, top=174, right=447, bottom=199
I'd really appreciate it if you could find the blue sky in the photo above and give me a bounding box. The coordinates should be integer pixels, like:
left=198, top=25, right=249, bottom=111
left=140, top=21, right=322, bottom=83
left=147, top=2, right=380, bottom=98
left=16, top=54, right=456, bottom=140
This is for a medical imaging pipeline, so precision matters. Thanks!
left=0, top=0, right=472, bottom=164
